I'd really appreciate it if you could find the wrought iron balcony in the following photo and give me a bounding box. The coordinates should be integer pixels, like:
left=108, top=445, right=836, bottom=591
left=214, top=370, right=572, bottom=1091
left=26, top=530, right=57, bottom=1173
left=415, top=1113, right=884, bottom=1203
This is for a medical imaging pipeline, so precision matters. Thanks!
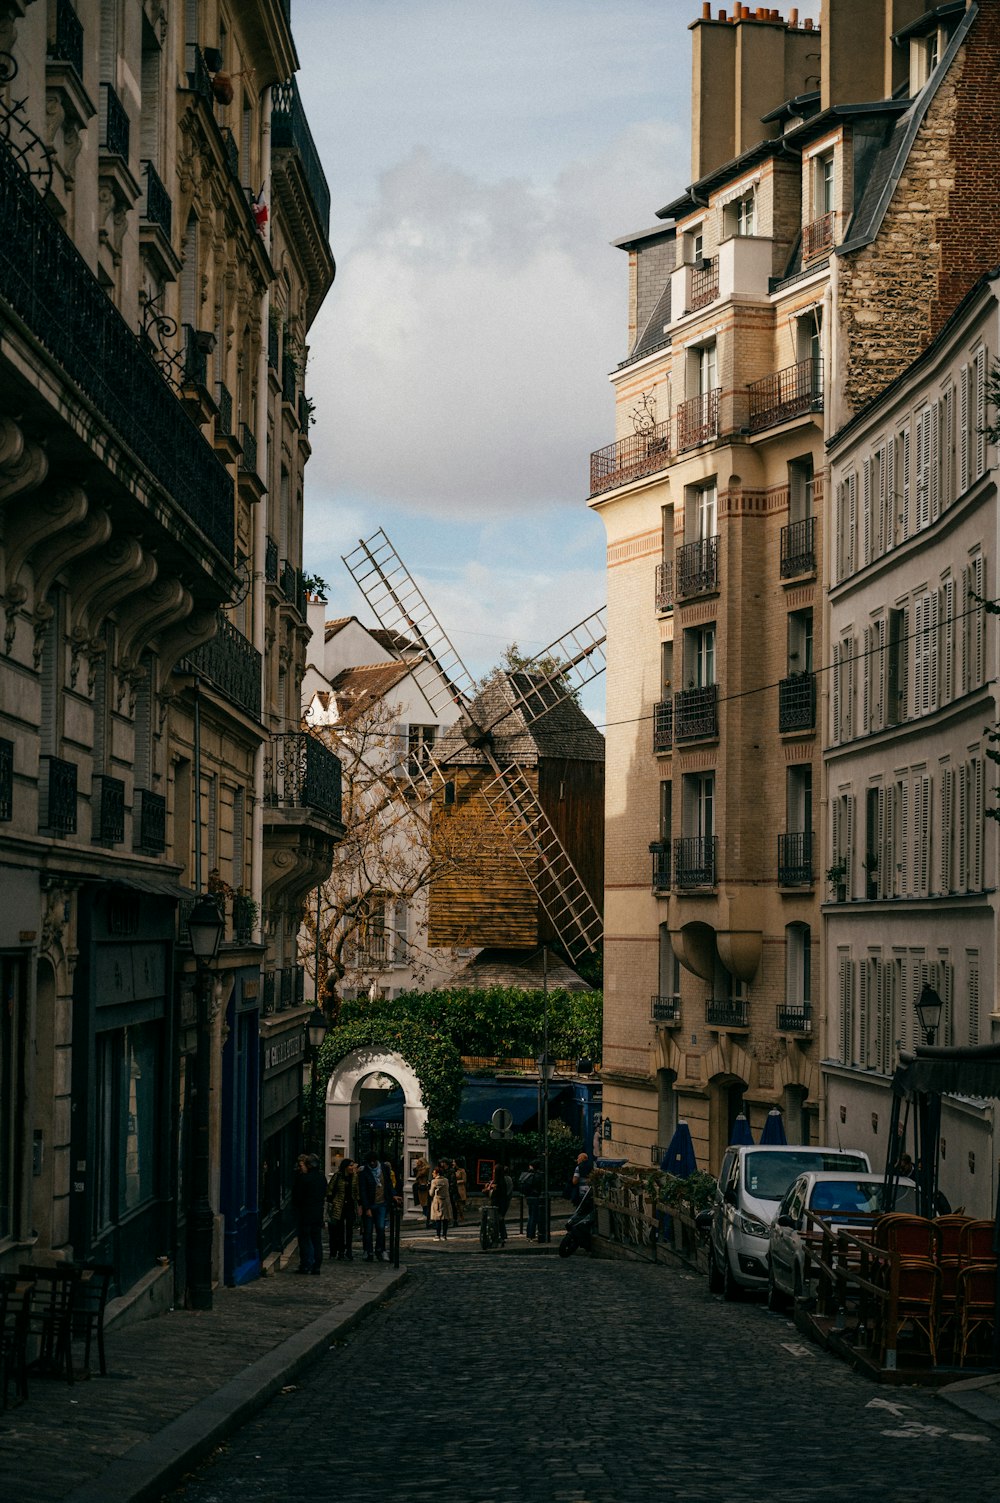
left=778, top=830, right=814, bottom=886
left=674, top=835, right=716, bottom=888
left=674, top=684, right=718, bottom=742
left=268, top=320, right=280, bottom=369
left=651, top=843, right=671, bottom=890
left=588, top=419, right=672, bottom=498
left=280, top=559, right=297, bottom=601
left=134, top=788, right=166, bottom=854
left=653, top=699, right=673, bottom=753
left=239, top=423, right=259, bottom=477
left=271, top=78, right=331, bottom=234
left=184, top=615, right=262, bottom=719
left=185, top=44, right=213, bottom=105
left=40, top=755, right=77, bottom=836
left=262, top=971, right=276, bottom=1016
left=98, top=82, right=130, bottom=160
left=803, top=211, right=834, bottom=260
left=264, top=732, right=343, bottom=823
left=0, top=138, right=234, bottom=559
left=278, top=964, right=306, bottom=1010
left=232, top=892, right=256, bottom=944
left=219, top=125, right=240, bottom=183
left=690, top=257, right=719, bottom=311
left=140, top=160, right=172, bottom=236
left=706, top=997, right=748, bottom=1028
left=651, top=994, right=681, bottom=1024
left=676, top=388, right=720, bottom=451
left=93, top=774, right=125, bottom=845
left=282, top=352, right=297, bottom=405
left=776, top=1004, right=812, bottom=1034
left=265, top=536, right=279, bottom=582
left=298, top=392, right=312, bottom=431
left=780, top=515, right=816, bottom=577
left=215, top=380, right=233, bottom=436
left=778, top=671, right=816, bottom=733
left=676, top=535, right=719, bottom=596
left=0, top=737, right=12, bottom=821
left=748, top=358, right=822, bottom=434
left=655, top=559, right=674, bottom=613
left=48, top=0, right=84, bottom=76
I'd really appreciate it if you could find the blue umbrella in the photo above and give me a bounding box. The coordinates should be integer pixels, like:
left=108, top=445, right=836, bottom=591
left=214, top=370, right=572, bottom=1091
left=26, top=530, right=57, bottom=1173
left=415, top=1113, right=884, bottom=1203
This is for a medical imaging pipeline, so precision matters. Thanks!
left=660, top=1120, right=697, bottom=1179
left=760, top=1108, right=787, bottom=1145
left=730, top=1112, right=754, bottom=1146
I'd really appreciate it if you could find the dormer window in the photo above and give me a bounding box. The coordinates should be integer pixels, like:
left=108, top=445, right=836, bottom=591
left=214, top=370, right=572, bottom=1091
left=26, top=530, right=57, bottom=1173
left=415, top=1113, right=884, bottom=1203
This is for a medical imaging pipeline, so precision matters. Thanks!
left=684, top=224, right=706, bottom=266
left=911, top=28, right=941, bottom=91
left=726, top=191, right=756, bottom=238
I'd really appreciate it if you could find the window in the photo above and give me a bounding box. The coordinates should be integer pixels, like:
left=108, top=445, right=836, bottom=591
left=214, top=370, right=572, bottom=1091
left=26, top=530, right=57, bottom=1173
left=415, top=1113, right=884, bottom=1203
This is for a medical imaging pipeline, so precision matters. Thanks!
left=684, top=625, right=715, bottom=688
left=727, top=191, right=755, bottom=237
left=835, top=472, right=857, bottom=580
left=93, top=1021, right=161, bottom=1233
left=408, top=724, right=437, bottom=779
left=788, top=457, right=814, bottom=526
left=786, top=764, right=812, bottom=835
left=660, top=641, right=673, bottom=696
left=864, top=783, right=896, bottom=900
left=787, top=608, right=813, bottom=674
left=0, top=957, right=26, bottom=1241
left=831, top=634, right=856, bottom=743
left=140, top=12, right=163, bottom=168
left=698, top=343, right=717, bottom=400
left=886, top=607, right=907, bottom=724
left=683, top=771, right=714, bottom=841
left=913, top=590, right=940, bottom=716
left=817, top=153, right=834, bottom=216
left=785, top=924, right=811, bottom=1008
left=837, top=949, right=855, bottom=1064
left=862, top=615, right=887, bottom=733
left=659, top=780, right=672, bottom=842
left=685, top=224, right=705, bottom=264
left=686, top=480, right=717, bottom=543
left=658, top=926, right=680, bottom=1001
left=831, top=788, right=856, bottom=896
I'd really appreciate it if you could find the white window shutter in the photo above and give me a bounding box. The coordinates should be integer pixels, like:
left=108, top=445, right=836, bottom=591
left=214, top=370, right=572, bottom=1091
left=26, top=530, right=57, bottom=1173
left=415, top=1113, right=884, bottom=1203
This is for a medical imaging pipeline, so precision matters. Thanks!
left=940, top=766, right=954, bottom=894
left=832, top=640, right=842, bottom=742
left=862, top=626, right=872, bottom=733
left=941, top=386, right=954, bottom=506
left=975, top=346, right=988, bottom=479
left=968, top=951, right=981, bottom=1046
left=845, top=634, right=856, bottom=741
left=880, top=783, right=894, bottom=900
left=929, top=399, right=941, bottom=522
left=927, top=590, right=939, bottom=712
left=959, top=363, right=970, bottom=494
left=862, top=457, right=873, bottom=565
left=859, top=961, right=870, bottom=1067
left=958, top=761, right=969, bottom=891
left=847, top=471, right=857, bottom=576
left=941, top=575, right=955, bottom=704
left=972, top=756, right=985, bottom=890
left=916, top=407, right=931, bottom=530
left=972, top=553, right=986, bottom=688
left=898, top=777, right=909, bottom=897
left=846, top=793, right=856, bottom=895
left=901, top=425, right=912, bottom=539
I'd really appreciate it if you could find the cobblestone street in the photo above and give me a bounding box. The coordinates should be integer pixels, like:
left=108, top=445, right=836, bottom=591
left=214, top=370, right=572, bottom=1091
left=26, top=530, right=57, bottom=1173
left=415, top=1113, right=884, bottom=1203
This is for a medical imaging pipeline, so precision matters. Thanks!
left=169, top=1249, right=999, bottom=1503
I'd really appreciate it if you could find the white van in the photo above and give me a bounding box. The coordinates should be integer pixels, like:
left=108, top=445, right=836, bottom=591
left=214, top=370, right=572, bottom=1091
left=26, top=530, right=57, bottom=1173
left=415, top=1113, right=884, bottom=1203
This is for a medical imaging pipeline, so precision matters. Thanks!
left=701, top=1144, right=871, bottom=1298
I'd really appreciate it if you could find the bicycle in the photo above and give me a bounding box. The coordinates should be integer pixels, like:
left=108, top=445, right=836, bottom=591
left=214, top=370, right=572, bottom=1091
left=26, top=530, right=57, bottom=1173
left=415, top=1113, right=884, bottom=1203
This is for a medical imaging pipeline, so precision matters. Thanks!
left=479, top=1206, right=502, bottom=1250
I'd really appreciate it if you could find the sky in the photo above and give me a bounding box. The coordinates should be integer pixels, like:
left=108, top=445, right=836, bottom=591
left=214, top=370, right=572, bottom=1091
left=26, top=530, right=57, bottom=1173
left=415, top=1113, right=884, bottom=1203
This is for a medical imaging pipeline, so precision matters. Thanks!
left=290, top=1, right=818, bottom=724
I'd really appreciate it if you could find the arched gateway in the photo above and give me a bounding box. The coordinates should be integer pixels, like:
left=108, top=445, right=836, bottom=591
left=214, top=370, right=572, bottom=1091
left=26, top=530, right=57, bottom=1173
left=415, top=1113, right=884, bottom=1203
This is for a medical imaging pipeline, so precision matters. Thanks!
left=324, top=1046, right=428, bottom=1217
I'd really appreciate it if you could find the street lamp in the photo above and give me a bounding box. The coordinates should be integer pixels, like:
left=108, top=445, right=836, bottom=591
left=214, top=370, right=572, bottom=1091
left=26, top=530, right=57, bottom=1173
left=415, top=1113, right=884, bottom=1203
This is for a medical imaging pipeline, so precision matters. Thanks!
left=306, top=1006, right=329, bottom=1155
left=536, top=1040, right=556, bottom=1245
left=916, top=984, right=944, bottom=1045
left=186, top=895, right=223, bottom=1311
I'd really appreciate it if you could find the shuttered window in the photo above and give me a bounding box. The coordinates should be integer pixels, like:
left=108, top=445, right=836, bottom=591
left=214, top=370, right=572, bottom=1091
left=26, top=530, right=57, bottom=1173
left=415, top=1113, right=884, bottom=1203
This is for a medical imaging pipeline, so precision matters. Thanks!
left=939, top=766, right=954, bottom=894
left=968, top=951, right=981, bottom=1046
left=839, top=951, right=854, bottom=1065
left=959, top=363, right=970, bottom=494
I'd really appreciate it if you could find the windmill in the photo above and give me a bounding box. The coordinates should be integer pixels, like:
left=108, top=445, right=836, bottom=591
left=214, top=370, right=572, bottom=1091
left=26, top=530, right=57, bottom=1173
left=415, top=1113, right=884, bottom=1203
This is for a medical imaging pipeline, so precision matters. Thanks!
left=341, top=529, right=607, bottom=965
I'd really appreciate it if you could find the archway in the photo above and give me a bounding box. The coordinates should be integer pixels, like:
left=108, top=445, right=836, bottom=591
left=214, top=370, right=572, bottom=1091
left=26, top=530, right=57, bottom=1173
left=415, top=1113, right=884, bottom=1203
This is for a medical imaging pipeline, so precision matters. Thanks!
left=325, top=1047, right=428, bottom=1216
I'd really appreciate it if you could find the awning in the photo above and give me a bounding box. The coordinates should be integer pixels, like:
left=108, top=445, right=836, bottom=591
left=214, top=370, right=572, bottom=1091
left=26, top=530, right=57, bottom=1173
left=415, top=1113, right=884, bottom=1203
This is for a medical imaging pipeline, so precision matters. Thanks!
left=892, top=1043, right=1000, bottom=1101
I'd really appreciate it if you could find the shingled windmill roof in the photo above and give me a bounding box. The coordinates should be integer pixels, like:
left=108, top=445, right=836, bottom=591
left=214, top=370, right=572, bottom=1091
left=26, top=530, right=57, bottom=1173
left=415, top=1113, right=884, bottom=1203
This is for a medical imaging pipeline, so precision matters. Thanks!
left=435, top=670, right=605, bottom=768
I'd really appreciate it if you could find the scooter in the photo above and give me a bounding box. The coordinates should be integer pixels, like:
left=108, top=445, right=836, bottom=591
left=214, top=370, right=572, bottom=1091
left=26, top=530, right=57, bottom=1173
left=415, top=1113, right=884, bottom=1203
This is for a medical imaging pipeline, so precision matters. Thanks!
left=558, top=1185, right=596, bottom=1258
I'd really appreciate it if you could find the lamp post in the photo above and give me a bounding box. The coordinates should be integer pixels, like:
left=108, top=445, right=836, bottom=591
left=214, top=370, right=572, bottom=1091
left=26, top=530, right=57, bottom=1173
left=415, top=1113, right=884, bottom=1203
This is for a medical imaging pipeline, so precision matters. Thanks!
left=186, top=895, right=223, bottom=1311
left=536, top=944, right=554, bottom=1245
left=306, top=1005, right=328, bottom=1155
left=915, top=983, right=943, bottom=1045
left=913, top=983, right=944, bottom=1218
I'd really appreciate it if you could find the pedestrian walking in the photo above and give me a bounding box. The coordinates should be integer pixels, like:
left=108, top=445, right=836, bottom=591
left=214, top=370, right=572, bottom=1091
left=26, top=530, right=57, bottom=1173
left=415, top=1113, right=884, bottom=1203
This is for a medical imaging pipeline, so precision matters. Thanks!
left=429, top=1164, right=453, bottom=1240
left=570, top=1152, right=591, bottom=1207
left=412, top=1154, right=431, bottom=1225
left=292, top=1152, right=327, bottom=1274
left=487, top=1163, right=512, bottom=1244
left=519, top=1160, right=543, bottom=1240
left=445, top=1159, right=460, bottom=1224
left=326, top=1156, right=360, bottom=1261
left=452, top=1157, right=468, bottom=1223
left=359, top=1151, right=401, bottom=1262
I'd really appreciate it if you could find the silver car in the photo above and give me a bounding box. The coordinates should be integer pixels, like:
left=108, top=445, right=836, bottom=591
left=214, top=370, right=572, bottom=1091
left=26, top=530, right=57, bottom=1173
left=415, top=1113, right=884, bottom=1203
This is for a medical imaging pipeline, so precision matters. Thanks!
left=767, top=1170, right=916, bottom=1308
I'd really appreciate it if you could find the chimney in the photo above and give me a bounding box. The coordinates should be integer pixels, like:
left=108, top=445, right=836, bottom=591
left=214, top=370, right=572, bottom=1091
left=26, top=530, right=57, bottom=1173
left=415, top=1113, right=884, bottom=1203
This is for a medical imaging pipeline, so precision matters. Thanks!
left=820, top=0, right=900, bottom=110
left=690, top=13, right=739, bottom=179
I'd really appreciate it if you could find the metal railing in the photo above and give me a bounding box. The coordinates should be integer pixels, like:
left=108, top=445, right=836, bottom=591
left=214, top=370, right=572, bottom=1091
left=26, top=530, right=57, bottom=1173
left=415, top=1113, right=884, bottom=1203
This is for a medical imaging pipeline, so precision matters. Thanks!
left=655, top=558, right=673, bottom=613
left=0, top=737, right=12, bottom=821
left=134, top=788, right=165, bottom=854
left=239, top=423, right=259, bottom=477
left=263, top=732, right=343, bottom=823
left=298, top=391, right=312, bottom=430
left=219, top=125, right=240, bottom=183
left=184, top=44, right=213, bottom=105
left=651, top=994, right=681, bottom=1023
left=0, top=138, right=234, bottom=559
left=778, top=672, right=816, bottom=732
left=98, top=82, right=130, bottom=160
left=182, top=323, right=210, bottom=388
left=706, top=997, right=748, bottom=1027
left=674, top=836, right=716, bottom=888
left=268, top=321, right=280, bottom=369
left=48, top=0, right=84, bottom=76
left=651, top=845, right=671, bottom=890
left=802, top=211, right=834, bottom=260
left=748, top=358, right=822, bottom=433
left=690, top=258, right=719, bottom=311
left=677, top=388, right=720, bottom=451
left=778, top=830, right=814, bottom=886
left=674, top=684, right=718, bottom=742
left=265, top=536, right=279, bottom=582
left=282, top=352, right=297, bottom=405
left=215, top=380, right=233, bottom=436
left=40, top=755, right=77, bottom=836
left=232, top=892, right=256, bottom=944
left=184, top=615, right=262, bottom=719
left=676, top=535, right=719, bottom=596
left=262, top=971, right=276, bottom=1015
left=140, top=160, right=172, bottom=237
left=271, top=78, right=331, bottom=233
left=93, top=774, right=125, bottom=845
left=278, top=965, right=306, bottom=1010
left=776, top=1004, right=812, bottom=1033
left=653, top=699, right=673, bottom=753
left=780, top=515, right=816, bottom=577
left=588, top=419, right=672, bottom=498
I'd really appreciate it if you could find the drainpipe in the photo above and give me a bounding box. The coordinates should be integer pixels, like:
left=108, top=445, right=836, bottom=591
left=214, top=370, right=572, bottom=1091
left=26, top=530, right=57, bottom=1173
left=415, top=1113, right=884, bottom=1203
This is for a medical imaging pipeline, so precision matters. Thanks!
left=251, top=84, right=273, bottom=949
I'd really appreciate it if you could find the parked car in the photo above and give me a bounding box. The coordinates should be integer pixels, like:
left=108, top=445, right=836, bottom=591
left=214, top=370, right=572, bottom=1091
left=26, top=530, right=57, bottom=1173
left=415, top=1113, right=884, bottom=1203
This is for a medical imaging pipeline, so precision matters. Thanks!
left=699, top=1145, right=871, bottom=1300
left=767, top=1171, right=917, bottom=1308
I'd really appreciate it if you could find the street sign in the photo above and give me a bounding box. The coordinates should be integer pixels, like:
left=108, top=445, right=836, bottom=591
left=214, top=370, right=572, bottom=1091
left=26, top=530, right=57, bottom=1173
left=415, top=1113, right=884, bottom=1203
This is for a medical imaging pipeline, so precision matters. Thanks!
left=491, top=1107, right=513, bottom=1132
left=490, top=1128, right=513, bottom=1140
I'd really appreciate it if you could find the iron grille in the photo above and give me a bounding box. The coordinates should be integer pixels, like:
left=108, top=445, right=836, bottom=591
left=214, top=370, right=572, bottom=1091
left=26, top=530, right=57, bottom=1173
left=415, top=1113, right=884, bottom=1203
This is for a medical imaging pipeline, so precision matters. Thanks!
left=262, top=972, right=276, bottom=1016
left=653, top=700, right=673, bottom=753
left=276, top=965, right=305, bottom=1011
left=182, top=324, right=208, bottom=387
left=803, top=212, right=834, bottom=259
left=651, top=845, right=671, bottom=891
left=0, top=737, right=12, bottom=821
left=271, top=78, right=332, bottom=233
left=184, top=45, right=213, bottom=104
left=280, top=560, right=297, bottom=601
left=219, top=125, right=240, bottom=183
left=780, top=515, right=816, bottom=577
left=233, top=892, right=255, bottom=944
left=140, top=160, right=172, bottom=236
left=778, top=672, right=816, bottom=733
left=690, top=258, right=719, bottom=310
left=676, top=535, right=719, bottom=595
left=588, top=419, right=672, bottom=498
left=282, top=353, right=297, bottom=404
left=674, top=684, right=718, bottom=741
left=183, top=615, right=262, bottom=720
left=215, top=381, right=233, bottom=436
left=655, top=559, right=674, bottom=613
left=239, top=423, right=259, bottom=477
left=98, top=82, right=129, bottom=159
left=48, top=0, right=84, bottom=76
left=264, top=733, right=343, bottom=822
left=298, top=392, right=312, bottom=430
left=93, top=774, right=125, bottom=845
left=706, top=998, right=748, bottom=1027
left=268, top=320, right=279, bottom=369
left=651, top=995, right=681, bottom=1023
left=674, top=836, right=716, bottom=888
left=676, top=388, right=720, bottom=451
left=778, top=830, right=814, bottom=886
left=265, top=536, right=279, bottom=582
left=135, top=788, right=166, bottom=854
left=40, top=755, right=77, bottom=836
left=776, top=1005, right=812, bottom=1033
left=748, top=358, right=822, bottom=434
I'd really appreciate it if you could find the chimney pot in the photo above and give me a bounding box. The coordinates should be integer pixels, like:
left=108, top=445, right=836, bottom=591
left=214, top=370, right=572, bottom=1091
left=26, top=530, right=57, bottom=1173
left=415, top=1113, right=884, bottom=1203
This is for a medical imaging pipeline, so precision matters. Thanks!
left=789, top=6, right=798, bottom=24
left=701, top=2, right=710, bottom=16
left=804, top=16, right=812, bottom=27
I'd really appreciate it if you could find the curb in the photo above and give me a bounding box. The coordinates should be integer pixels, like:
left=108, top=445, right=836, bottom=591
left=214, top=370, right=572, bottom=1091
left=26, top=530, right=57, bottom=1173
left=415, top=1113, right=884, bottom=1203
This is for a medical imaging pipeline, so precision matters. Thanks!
left=937, top=1372, right=1000, bottom=1433
left=62, top=1267, right=408, bottom=1503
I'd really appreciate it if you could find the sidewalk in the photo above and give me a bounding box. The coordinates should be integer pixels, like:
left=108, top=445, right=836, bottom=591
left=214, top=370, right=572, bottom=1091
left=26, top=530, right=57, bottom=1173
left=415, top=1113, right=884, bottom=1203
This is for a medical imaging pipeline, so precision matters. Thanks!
left=938, top=1369, right=1000, bottom=1431
left=0, top=1253, right=405, bottom=1503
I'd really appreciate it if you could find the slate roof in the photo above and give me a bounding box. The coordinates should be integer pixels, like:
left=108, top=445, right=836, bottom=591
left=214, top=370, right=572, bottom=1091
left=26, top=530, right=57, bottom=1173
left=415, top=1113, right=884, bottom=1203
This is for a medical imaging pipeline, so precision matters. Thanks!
left=327, top=660, right=412, bottom=720
left=442, top=946, right=593, bottom=993
left=631, top=279, right=673, bottom=363
left=435, top=670, right=605, bottom=768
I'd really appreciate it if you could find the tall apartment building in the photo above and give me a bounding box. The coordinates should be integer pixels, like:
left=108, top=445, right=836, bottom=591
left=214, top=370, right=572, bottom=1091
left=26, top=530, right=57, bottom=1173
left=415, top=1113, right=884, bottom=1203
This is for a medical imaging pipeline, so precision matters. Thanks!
left=592, top=0, right=1000, bottom=1174
left=0, top=1, right=339, bottom=1307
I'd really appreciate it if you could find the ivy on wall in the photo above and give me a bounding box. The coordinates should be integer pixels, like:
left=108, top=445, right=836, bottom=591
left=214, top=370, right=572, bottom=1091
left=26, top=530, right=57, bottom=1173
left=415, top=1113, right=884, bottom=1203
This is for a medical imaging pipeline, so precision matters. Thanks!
left=317, top=1016, right=465, bottom=1127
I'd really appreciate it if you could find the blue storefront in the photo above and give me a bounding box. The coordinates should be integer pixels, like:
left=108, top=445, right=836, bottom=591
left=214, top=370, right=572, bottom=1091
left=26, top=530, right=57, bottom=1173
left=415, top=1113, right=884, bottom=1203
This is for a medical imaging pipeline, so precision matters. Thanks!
left=220, top=965, right=261, bottom=1285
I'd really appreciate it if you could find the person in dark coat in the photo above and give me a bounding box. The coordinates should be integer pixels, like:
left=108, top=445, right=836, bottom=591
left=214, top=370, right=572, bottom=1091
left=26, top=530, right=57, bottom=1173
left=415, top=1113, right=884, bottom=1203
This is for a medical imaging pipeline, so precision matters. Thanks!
left=520, top=1161, right=544, bottom=1241
left=358, top=1152, right=402, bottom=1262
left=325, top=1157, right=360, bottom=1261
left=291, top=1153, right=327, bottom=1274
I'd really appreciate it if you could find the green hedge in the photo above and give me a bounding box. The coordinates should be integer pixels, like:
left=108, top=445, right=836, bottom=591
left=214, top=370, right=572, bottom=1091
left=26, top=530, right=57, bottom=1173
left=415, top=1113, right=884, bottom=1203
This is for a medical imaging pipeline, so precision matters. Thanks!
left=316, top=1016, right=466, bottom=1125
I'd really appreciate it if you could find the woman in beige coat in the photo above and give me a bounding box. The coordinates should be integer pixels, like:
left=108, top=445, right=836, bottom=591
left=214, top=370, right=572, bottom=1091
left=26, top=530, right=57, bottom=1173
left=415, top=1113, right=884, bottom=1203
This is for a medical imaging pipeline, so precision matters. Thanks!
left=428, top=1165, right=452, bottom=1240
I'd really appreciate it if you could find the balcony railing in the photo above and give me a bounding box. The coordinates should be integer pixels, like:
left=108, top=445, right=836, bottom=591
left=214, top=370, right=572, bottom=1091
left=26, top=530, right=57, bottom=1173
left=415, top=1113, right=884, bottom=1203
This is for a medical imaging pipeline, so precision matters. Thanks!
left=215, top=380, right=233, bottom=437
left=803, top=211, right=834, bottom=260
left=48, top=0, right=84, bottom=77
left=780, top=515, right=816, bottom=577
left=0, top=137, right=234, bottom=560
left=690, top=258, right=719, bottom=311
left=588, top=419, right=672, bottom=498
left=40, top=755, right=77, bottom=836
left=271, top=78, right=331, bottom=234
left=140, top=160, right=172, bottom=237
left=239, top=423, right=259, bottom=478
left=280, top=559, right=297, bottom=601
left=278, top=964, right=306, bottom=1010
left=674, top=835, right=716, bottom=888
left=653, top=700, right=673, bottom=753
left=282, top=352, right=297, bottom=405
left=265, top=536, right=279, bottom=583
left=778, top=671, right=816, bottom=733
left=655, top=559, right=673, bottom=613
left=651, top=994, right=681, bottom=1024
left=298, top=391, right=312, bottom=431
left=676, top=535, right=719, bottom=596
left=748, top=358, right=822, bottom=434
left=778, top=830, right=814, bottom=886
left=98, top=82, right=130, bottom=160
left=651, top=842, right=671, bottom=890
left=264, top=732, right=343, bottom=823
left=184, top=615, right=262, bottom=719
left=776, top=1004, right=812, bottom=1033
left=93, top=774, right=125, bottom=845
left=182, top=323, right=212, bottom=388
left=674, top=684, right=718, bottom=741
left=219, top=125, right=240, bottom=183
left=0, top=737, right=12, bottom=821
left=232, top=892, right=256, bottom=944
left=706, top=998, right=748, bottom=1028
left=185, top=44, right=213, bottom=105
left=134, top=788, right=166, bottom=854
left=268, top=320, right=280, bottom=369
left=677, top=388, right=720, bottom=451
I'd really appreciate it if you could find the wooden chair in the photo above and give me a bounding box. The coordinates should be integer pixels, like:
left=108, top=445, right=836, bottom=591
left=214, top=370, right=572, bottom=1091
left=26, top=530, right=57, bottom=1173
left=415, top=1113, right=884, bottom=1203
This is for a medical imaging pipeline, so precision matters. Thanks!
left=890, top=1259, right=941, bottom=1366
left=874, top=1214, right=939, bottom=1262
left=934, top=1215, right=972, bottom=1358
left=956, top=1263, right=997, bottom=1365
left=0, top=1276, right=32, bottom=1408
left=958, top=1221, right=997, bottom=1268
left=18, top=1264, right=79, bottom=1382
left=70, top=1263, right=113, bottom=1377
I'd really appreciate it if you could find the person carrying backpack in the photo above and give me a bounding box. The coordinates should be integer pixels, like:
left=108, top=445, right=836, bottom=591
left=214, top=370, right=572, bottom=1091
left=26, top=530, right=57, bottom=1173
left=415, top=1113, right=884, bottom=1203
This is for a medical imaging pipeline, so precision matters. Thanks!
left=519, top=1161, right=544, bottom=1240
